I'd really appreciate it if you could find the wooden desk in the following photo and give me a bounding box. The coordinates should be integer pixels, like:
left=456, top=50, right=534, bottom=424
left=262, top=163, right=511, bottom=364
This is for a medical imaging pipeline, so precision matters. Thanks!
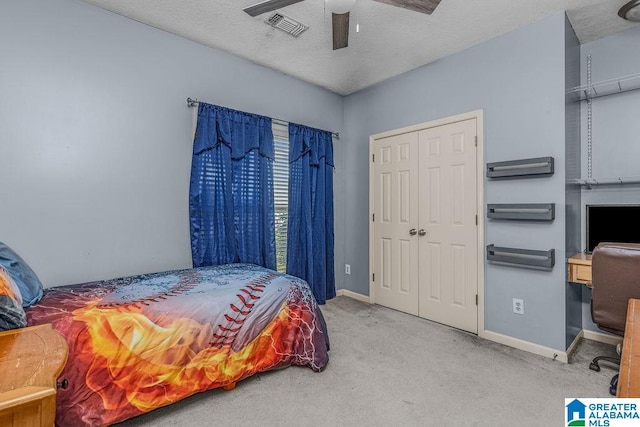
left=567, top=253, right=592, bottom=287
left=618, top=299, right=640, bottom=397
left=0, top=324, right=68, bottom=426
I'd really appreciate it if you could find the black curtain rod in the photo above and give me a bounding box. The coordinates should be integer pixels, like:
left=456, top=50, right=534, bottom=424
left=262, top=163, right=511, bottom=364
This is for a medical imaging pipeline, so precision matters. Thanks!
left=186, top=97, right=339, bottom=140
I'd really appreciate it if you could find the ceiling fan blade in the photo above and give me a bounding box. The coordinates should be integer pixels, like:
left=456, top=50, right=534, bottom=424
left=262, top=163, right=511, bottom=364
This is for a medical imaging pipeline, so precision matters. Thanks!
left=373, top=0, right=442, bottom=15
left=243, top=0, right=304, bottom=17
left=332, top=12, right=349, bottom=50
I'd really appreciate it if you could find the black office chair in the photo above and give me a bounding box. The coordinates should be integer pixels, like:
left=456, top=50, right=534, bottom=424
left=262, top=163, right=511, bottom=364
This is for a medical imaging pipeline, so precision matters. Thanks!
left=589, top=242, right=640, bottom=395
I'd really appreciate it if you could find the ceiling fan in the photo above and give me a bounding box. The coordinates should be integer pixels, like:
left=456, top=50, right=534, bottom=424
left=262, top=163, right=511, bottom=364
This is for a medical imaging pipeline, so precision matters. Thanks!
left=243, top=0, right=442, bottom=50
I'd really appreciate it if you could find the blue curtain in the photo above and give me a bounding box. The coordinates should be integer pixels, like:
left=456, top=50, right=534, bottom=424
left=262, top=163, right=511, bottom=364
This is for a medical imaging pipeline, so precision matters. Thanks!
left=287, top=123, right=335, bottom=304
left=190, top=103, right=276, bottom=270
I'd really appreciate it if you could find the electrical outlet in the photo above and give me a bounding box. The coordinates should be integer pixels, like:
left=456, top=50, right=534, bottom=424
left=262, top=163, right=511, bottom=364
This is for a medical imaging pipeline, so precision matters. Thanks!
left=513, top=298, right=524, bottom=315
left=345, top=264, right=351, bottom=275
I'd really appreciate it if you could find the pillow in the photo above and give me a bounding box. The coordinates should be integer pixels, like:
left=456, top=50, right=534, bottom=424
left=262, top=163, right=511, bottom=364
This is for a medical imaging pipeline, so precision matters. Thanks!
left=0, top=266, right=27, bottom=331
left=0, top=242, right=43, bottom=307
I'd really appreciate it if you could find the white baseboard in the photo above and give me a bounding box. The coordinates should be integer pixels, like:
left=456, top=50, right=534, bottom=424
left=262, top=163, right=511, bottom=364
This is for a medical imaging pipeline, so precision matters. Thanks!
left=481, top=329, right=622, bottom=364
left=336, top=289, right=371, bottom=304
left=582, top=329, right=623, bottom=346
left=565, top=330, right=584, bottom=361
left=481, top=330, right=569, bottom=363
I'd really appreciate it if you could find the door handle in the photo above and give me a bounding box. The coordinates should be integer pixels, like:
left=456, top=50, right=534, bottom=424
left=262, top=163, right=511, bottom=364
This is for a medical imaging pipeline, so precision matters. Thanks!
left=409, top=229, right=417, bottom=236
left=418, top=229, right=426, bottom=236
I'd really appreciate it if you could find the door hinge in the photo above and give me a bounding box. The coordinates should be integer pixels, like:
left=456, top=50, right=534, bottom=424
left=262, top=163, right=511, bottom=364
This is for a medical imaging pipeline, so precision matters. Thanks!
left=372, top=213, right=375, bottom=222
left=372, top=273, right=375, bottom=282
left=475, top=214, right=478, bottom=225
left=372, top=153, right=375, bottom=162
left=476, top=294, right=478, bottom=306
left=475, top=136, right=478, bottom=147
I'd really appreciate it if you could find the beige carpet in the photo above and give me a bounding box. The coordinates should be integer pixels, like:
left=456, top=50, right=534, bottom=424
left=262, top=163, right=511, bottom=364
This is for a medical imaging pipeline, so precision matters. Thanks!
left=117, top=296, right=617, bottom=426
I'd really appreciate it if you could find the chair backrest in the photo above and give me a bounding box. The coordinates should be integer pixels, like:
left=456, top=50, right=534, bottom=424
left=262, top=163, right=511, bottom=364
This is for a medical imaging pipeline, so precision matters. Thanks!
left=592, top=242, right=640, bottom=336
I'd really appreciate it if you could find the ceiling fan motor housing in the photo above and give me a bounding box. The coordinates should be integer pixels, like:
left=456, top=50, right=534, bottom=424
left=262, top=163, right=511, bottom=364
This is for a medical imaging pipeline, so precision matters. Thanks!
left=325, top=0, right=357, bottom=14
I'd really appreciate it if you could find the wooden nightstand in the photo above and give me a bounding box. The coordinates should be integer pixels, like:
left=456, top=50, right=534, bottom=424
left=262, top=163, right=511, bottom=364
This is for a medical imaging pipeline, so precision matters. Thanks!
left=0, top=324, right=68, bottom=427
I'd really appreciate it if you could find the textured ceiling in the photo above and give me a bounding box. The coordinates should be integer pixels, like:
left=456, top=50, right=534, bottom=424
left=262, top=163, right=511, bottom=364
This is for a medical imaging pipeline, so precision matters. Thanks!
left=80, top=0, right=638, bottom=95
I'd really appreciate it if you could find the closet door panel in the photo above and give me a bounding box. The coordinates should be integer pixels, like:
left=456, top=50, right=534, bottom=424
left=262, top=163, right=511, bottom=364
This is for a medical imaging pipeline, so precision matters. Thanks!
left=372, top=132, right=419, bottom=315
left=418, top=119, right=478, bottom=333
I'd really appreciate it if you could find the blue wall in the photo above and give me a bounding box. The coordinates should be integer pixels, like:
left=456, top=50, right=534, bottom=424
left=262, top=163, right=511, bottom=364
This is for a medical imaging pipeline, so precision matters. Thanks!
left=0, top=0, right=343, bottom=287
left=342, top=14, right=570, bottom=350
left=577, top=25, right=640, bottom=332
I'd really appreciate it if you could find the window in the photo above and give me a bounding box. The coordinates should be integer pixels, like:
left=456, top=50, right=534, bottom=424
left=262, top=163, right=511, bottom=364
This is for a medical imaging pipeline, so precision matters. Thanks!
left=273, top=123, right=289, bottom=273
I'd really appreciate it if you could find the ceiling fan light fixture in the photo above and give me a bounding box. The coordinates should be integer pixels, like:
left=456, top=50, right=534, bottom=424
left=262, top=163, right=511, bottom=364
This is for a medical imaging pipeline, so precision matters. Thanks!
left=325, top=0, right=356, bottom=14
left=619, top=0, right=640, bottom=22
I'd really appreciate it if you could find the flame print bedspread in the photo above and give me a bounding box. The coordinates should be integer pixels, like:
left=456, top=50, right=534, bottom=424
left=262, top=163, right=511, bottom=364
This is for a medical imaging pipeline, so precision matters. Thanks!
left=26, top=264, right=329, bottom=426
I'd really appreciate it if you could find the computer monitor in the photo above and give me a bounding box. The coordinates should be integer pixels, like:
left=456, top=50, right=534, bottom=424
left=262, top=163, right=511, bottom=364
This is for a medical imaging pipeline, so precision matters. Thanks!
left=586, top=204, right=640, bottom=253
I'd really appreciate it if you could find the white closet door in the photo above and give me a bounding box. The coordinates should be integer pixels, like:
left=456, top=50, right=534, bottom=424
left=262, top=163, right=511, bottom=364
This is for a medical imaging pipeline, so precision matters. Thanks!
left=418, top=118, right=478, bottom=333
left=371, top=132, right=419, bottom=315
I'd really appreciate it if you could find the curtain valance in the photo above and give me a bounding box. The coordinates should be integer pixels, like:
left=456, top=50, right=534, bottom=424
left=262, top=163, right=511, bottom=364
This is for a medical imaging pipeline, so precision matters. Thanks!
left=193, top=103, right=274, bottom=160
left=288, top=123, right=334, bottom=167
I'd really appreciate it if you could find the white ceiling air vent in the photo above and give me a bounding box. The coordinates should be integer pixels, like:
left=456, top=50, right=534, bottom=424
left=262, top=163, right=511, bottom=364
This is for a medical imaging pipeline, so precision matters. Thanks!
left=266, top=12, right=308, bottom=37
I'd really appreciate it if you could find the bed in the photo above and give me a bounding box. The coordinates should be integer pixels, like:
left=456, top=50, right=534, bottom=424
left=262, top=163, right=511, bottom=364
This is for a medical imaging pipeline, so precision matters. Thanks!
left=24, top=263, right=330, bottom=426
